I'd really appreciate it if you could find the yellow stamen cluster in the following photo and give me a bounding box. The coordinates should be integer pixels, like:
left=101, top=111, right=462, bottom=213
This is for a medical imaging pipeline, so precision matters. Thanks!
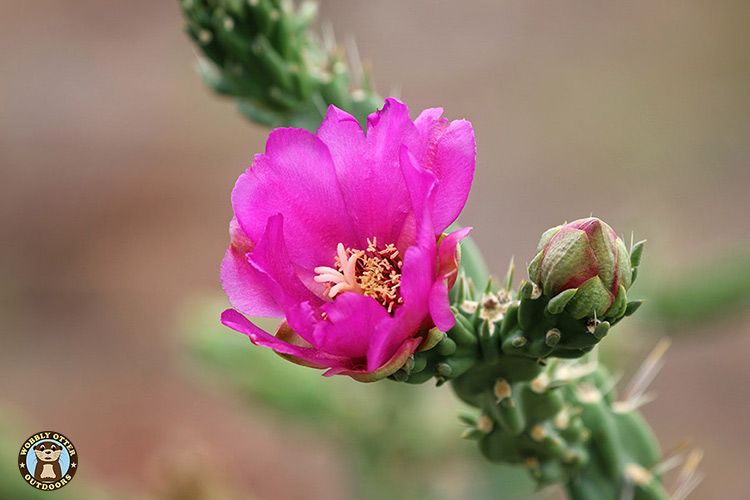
left=314, top=237, right=404, bottom=313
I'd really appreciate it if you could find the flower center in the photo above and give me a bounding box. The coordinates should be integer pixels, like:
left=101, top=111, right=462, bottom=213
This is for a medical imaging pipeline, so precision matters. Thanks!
left=314, top=237, right=404, bottom=313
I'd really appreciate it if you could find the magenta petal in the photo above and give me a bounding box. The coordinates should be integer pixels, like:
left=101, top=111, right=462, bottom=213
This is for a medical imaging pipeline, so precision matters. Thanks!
left=318, top=100, right=413, bottom=245
left=220, top=218, right=282, bottom=317
left=397, top=243, right=434, bottom=327
left=366, top=98, right=414, bottom=145
left=220, top=248, right=282, bottom=317
left=413, top=107, right=444, bottom=130
left=428, top=227, right=472, bottom=330
left=438, top=227, right=472, bottom=277
left=246, top=214, right=324, bottom=309
left=399, top=146, right=438, bottom=226
left=398, top=145, right=439, bottom=262
left=282, top=300, right=320, bottom=346
left=429, top=281, right=455, bottom=332
left=365, top=245, right=432, bottom=371
left=414, top=108, right=476, bottom=234
left=221, top=309, right=348, bottom=368
left=398, top=146, right=439, bottom=315
left=365, top=318, right=411, bottom=372
left=313, top=292, right=392, bottom=358
left=232, top=128, right=357, bottom=269
left=372, top=220, right=436, bottom=367
left=327, top=337, right=421, bottom=382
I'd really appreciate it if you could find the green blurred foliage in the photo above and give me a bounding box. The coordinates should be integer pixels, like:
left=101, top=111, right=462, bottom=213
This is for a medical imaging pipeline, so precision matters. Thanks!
left=181, top=298, right=541, bottom=500
left=643, top=243, right=750, bottom=330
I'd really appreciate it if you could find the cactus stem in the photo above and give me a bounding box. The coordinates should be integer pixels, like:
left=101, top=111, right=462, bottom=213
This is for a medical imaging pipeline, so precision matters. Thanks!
left=458, top=412, right=477, bottom=426
left=437, top=336, right=458, bottom=356
left=436, top=362, right=452, bottom=378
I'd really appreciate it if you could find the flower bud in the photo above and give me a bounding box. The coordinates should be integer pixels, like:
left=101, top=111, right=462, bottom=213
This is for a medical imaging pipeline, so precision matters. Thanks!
left=528, top=217, right=632, bottom=319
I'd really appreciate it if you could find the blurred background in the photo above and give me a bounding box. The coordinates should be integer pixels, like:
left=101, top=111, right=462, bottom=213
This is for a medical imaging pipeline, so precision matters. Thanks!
left=2, top=1, right=750, bottom=498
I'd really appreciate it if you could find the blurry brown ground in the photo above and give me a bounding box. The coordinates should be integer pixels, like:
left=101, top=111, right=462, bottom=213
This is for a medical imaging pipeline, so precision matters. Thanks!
left=2, top=1, right=749, bottom=498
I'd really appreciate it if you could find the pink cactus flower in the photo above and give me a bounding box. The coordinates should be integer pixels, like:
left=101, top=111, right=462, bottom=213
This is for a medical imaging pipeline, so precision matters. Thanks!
left=220, top=98, right=475, bottom=381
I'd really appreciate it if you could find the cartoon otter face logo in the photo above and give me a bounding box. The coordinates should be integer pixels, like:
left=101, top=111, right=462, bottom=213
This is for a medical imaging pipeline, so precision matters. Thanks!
left=33, top=442, right=63, bottom=481
left=18, top=431, right=78, bottom=491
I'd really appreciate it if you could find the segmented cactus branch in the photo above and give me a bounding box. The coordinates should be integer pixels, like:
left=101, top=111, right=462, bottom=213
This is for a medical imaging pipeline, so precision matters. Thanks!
left=180, top=0, right=382, bottom=130
left=390, top=234, right=681, bottom=499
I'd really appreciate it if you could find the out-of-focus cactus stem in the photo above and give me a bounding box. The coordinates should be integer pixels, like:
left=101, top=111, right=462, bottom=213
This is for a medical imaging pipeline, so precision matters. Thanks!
left=180, top=0, right=383, bottom=130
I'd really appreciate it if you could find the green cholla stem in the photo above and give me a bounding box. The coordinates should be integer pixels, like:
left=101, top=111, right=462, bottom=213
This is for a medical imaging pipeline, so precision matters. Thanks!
left=392, top=251, right=671, bottom=500
left=180, top=0, right=382, bottom=130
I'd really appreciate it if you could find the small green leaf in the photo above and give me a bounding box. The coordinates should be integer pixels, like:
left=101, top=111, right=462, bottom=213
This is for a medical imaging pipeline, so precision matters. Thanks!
left=630, top=239, right=646, bottom=268
left=546, top=288, right=578, bottom=315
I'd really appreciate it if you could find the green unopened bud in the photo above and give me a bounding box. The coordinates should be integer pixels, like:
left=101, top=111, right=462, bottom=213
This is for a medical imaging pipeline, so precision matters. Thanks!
left=528, top=217, right=634, bottom=319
